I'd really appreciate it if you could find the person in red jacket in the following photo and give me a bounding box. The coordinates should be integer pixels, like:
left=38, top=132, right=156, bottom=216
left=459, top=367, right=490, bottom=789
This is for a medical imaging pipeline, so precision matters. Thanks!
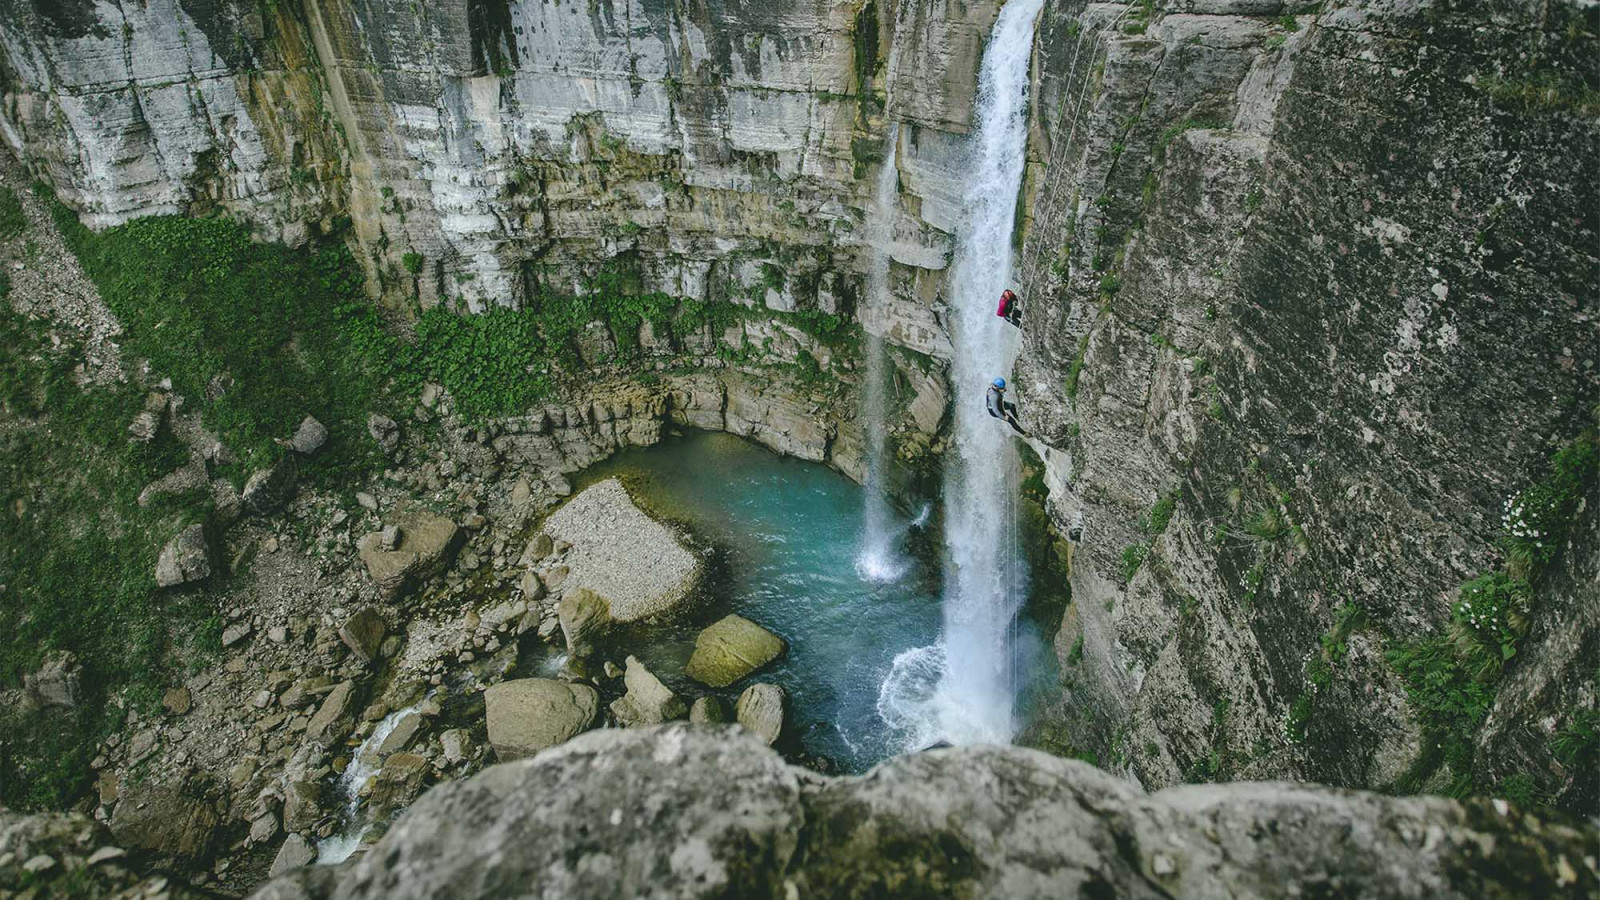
left=996, top=289, right=1021, bottom=327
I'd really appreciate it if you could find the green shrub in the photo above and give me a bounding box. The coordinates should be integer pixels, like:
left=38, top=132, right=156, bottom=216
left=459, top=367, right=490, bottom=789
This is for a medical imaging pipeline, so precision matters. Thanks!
left=1147, top=491, right=1178, bottom=535
left=0, top=186, right=24, bottom=239
left=1284, top=692, right=1312, bottom=742
left=1305, top=654, right=1332, bottom=688
left=1067, top=634, right=1084, bottom=665
left=402, top=251, right=424, bottom=275
left=1121, top=542, right=1149, bottom=579
left=1064, top=337, right=1089, bottom=398
left=1386, top=637, right=1493, bottom=781
left=1499, top=434, right=1597, bottom=575
left=1450, top=572, right=1530, bottom=680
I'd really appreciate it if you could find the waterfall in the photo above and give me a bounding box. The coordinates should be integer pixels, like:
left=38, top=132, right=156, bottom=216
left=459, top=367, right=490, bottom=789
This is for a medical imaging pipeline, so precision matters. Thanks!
left=316, top=703, right=418, bottom=865
left=857, top=123, right=906, bottom=584
left=878, top=0, right=1044, bottom=749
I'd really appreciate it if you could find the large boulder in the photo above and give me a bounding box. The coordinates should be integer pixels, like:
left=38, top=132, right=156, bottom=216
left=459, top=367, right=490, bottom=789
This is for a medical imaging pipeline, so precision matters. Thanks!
left=357, top=512, right=463, bottom=601
left=337, top=609, right=388, bottom=663
left=735, top=683, right=784, bottom=745
left=242, top=456, right=298, bottom=515
left=270, top=833, right=317, bottom=876
left=154, top=523, right=211, bottom=588
left=541, top=479, right=703, bottom=621
left=557, top=588, right=613, bottom=657
left=367, top=414, right=401, bottom=456
left=246, top=726, right=1599, bottom=900
left=608, top=656, right=687, bottom=726
left=304, top=681, right=358, bottom=746
left=684, top=615, right=785, bottom=688
left=286, top=416, right=328, bottom=455
left=483, top=679, right=600, bottom=761
left=108, top=778, right=221, bottom=862
left=23, top=651, right=81, bottom=708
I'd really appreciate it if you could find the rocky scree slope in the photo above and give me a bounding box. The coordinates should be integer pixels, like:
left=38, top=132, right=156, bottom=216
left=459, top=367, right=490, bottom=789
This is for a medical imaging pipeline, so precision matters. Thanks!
left=247, top=725, right=1596, bottom=900
left=1009, top=0, right=1599, bottom=806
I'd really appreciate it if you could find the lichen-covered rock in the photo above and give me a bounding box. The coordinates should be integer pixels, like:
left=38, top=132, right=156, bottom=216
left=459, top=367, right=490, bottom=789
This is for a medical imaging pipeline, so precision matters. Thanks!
left=542, top=479, right=703, bottom=622
left=689, top=695, right=731, bottom=725
left=608, top=656, right=687, bottom=726
left=483, top=679, right=600, bottom=761
left=242, top=456, right=298, bottom=515
left=154, top=523, right=211, bottom=588
left=23, top=651, right=81, bottom=708
left=108, top=777, right=221, bottom=863
left=246, top=726, right=1599, bottom=900
left=735, top=683, right=785, bottom=745
left=357, top=513, right=463, bottom=601
left=685, top=614, right=786, bottom=688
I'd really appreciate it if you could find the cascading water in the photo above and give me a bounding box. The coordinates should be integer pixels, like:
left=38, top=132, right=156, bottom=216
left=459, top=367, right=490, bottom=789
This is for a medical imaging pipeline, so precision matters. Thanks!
left=879, top=0, right=1044, bottom=749
left=857, top=122, right=907, bottom=584
left=316, top=704, right=418, bottom=865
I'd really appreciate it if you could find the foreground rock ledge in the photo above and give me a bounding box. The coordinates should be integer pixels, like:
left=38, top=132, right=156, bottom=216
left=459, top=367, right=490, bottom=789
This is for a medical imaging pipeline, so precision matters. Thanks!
left=250, top=726, right=1595, bottom=900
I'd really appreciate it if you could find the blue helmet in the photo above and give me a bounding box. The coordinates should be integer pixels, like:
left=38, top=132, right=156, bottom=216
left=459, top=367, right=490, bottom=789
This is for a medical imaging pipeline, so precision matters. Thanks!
left=992, top=377, right=1006, bottom=389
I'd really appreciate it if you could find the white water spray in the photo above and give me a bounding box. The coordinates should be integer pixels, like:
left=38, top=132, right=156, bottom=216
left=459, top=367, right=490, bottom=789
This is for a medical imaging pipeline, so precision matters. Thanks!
left=878, top=0, right=1044, bottom=749
left=316, top=704, right=418, bottom=865
left=857, top=122, right=907, bottom=584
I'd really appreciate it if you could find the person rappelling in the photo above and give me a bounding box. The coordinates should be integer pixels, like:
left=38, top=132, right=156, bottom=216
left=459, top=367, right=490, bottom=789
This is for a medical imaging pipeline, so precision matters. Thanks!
left=986, top=378, right=1025, bottom=434
left=996, top=289, right=1022, bottom=328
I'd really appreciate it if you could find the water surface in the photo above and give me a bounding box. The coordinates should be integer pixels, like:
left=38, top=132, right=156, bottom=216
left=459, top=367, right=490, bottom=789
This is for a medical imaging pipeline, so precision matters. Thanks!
left=577, top=431, right=940, bottom=771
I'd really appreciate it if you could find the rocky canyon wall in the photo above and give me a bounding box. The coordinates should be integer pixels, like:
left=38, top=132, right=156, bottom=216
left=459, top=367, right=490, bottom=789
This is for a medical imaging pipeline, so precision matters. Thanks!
left=2, top=0, right=1595, bottom=811
left=1012, top=0, right=1598, bottom=803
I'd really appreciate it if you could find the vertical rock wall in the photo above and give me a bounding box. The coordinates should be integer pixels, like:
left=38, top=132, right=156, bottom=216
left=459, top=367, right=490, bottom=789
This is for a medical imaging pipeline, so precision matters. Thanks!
left=1012, top=0, right=1598, bottom=796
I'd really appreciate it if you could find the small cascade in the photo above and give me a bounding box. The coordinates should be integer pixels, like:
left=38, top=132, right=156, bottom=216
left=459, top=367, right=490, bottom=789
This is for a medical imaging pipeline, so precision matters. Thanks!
left=315, top=703, right=418, bottom=866
left=857, top=121, right=906, bottom=584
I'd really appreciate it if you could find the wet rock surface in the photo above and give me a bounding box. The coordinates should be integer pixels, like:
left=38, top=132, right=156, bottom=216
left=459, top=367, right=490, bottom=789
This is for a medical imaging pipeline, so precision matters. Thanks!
left=247, top=726, right=1599, bottom=900
left=685, top=614, right=787, bottom=688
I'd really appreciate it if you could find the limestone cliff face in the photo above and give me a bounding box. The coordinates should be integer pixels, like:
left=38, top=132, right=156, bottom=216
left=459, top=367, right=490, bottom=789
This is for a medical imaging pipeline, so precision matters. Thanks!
left=246, top=725, right=1597, bottom=900
left=1011, top=0, right=1598, bottom=799
left=0, top=0, right=977, bottom=342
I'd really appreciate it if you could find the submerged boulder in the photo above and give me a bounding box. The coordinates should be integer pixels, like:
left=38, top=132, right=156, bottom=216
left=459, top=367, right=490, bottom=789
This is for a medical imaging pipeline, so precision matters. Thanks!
left=684, top=615, right=785, bottom=688
left=541, top=479, right=703, bottom=621
left=484, top=679, right=600, bottom=760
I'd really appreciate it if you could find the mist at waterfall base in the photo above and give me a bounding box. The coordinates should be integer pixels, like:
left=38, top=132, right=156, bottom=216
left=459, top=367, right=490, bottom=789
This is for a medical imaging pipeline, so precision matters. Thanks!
left=875, top=0, right=1046, bottom=750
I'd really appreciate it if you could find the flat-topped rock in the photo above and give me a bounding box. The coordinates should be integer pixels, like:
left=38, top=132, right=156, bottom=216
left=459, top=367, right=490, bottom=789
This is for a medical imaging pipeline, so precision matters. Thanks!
left=484, top=679, right=600, bottom=761
left=357, top=512, right=463, bottom=601
left=684, top=615, right=786, bottom=688
left=541, top=479, right=702, bottom=622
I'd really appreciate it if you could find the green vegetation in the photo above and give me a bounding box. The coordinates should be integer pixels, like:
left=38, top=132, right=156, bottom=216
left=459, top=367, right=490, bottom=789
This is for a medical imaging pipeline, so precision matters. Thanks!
left=1386, top=429, right=1598, bottom=803
left=1147, top=490, right=1178, bottom=536
left=1121, top=542, right=1149, bottom=580
left=1067, top=634, right=1084, bottom=665
left=1477, top=72, right=1600, bottom=115
left=52, top=208, right=387, bottom=476
left=402, top=251, right=425, bottom=275
left=0, top=303, right=221, bottom=809
left=1064, top=336, right=1089, bottom=399
left=0, top=186, right=24, bottom=239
